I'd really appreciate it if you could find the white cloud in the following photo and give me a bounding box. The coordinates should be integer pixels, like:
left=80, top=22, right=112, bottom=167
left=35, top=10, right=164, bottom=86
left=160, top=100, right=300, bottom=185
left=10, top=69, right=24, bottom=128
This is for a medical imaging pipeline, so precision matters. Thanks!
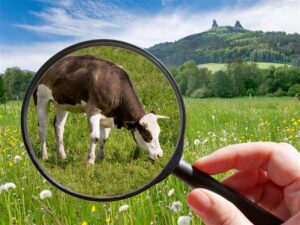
left=1, top=0, right=299, bottom=72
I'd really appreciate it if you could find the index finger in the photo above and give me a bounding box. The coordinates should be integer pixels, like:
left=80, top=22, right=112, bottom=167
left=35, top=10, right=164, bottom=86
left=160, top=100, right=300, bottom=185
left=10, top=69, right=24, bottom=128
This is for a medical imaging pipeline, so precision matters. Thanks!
left=193, top=142, right=300, bottom=186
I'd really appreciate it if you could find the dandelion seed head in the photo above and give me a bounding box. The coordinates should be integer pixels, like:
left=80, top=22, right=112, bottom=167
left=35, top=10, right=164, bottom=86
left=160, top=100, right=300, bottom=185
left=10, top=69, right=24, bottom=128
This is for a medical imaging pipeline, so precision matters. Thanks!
left=177, top=215, right=191, bottom=225
left=170, top=201, right=182, bottom=213
left=118, top=204, right=129, bottom=213
left=39, top=190, right=52, bottom=200
left=14, top=155, right=21, bottom=163
left=193, top=139, right=200, bottom=145
left=0, top=182, right=16, bottom=192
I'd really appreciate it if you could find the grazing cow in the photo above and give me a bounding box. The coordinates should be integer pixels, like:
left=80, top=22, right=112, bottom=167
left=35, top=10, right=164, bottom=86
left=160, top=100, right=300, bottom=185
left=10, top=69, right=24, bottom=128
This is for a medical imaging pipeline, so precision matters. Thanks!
left=33, top=55, right=168, bottom=165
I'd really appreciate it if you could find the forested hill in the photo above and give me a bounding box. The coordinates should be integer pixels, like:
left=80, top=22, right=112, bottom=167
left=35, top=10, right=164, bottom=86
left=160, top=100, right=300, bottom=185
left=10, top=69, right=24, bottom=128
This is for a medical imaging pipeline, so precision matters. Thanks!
left=147, top=21, right=300, bottom=66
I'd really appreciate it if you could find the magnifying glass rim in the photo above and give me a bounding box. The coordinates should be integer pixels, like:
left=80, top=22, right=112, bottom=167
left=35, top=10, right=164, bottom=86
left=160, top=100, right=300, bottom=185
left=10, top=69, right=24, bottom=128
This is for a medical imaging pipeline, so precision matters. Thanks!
left=21, top=39, right=186, bottom=201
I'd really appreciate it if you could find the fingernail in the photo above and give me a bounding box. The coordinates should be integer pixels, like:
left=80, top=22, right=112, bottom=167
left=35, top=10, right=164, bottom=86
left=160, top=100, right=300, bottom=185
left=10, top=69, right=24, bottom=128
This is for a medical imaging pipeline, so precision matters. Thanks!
left=187, top=189, right=211, bottom=217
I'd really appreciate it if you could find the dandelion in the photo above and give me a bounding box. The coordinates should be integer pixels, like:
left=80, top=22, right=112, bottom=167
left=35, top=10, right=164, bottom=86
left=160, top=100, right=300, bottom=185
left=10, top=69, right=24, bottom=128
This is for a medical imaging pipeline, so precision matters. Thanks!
left=170, top=201, right=182, bottom=213
left=0, top=182, right=16, bottom=192
left=81, top=221, right=88, bottom=225
left=118, top=204, right=129, bottom=213
left=105, top=217, right=110, bottom=224
left=193, top=139, right=200, bottom=145
left=14, top=155, right=21, bottom=163
left=168, top=189, right=175, bottom=197
left=91, top=205, right=96, bottom=213
left=39, top=190, right=52, bottom=200
left=177, top=215, right=191, bottom=225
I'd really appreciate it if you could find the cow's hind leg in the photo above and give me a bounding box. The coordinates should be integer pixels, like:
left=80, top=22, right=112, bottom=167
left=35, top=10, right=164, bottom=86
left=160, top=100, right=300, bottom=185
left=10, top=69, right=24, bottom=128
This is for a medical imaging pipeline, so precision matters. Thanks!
left=86, top=113, right=102, bottom=165
left=36, top=95, right=49, bottom=160
left=54, top=107, right=68, bottom=159
left=97, top=126, right=111, bottom=160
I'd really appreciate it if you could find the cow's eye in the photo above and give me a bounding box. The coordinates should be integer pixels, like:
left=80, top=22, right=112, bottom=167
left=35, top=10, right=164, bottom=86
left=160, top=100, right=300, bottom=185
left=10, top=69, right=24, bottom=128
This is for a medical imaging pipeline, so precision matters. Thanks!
left=137, top=125, right=152, bottom=142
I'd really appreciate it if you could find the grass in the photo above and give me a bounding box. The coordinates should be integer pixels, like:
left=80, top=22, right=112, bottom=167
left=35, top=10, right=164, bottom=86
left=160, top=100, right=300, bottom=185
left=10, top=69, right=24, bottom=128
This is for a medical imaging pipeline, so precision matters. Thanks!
left=1, top=97, right=300, bottom=224
left=198, top=62, right=288, bottom=73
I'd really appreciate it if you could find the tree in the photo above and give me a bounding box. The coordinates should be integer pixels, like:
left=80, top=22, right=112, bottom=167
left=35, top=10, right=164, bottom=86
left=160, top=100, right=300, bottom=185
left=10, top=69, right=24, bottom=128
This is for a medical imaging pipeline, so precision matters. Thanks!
left=0, top=76, right=6, bottom=103
left=288, top=84, right=300, bottom=97
left=211, top=70, right=234, bottom=97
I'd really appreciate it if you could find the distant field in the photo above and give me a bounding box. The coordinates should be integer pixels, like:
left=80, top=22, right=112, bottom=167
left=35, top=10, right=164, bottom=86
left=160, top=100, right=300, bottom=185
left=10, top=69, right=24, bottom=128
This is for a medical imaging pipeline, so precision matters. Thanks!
left=198, top=62, right=288, bottom=73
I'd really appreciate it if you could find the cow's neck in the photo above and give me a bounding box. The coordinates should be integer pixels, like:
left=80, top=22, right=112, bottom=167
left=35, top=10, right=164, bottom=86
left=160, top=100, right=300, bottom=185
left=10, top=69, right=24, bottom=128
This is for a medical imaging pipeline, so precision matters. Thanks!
left=115, top=85, right=145, bottom=128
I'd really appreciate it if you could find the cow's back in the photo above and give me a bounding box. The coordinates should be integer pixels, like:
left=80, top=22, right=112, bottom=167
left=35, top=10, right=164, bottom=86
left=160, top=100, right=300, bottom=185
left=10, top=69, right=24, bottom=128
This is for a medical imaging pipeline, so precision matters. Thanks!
left=40, top=55, right=125, bottom=108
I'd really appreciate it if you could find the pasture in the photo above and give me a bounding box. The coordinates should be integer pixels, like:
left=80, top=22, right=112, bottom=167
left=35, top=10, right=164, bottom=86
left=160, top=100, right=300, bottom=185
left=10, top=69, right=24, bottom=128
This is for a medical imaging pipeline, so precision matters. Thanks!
left=0, top=97, right=300, bottom=225
left=197, top=62, right=287, bottom=73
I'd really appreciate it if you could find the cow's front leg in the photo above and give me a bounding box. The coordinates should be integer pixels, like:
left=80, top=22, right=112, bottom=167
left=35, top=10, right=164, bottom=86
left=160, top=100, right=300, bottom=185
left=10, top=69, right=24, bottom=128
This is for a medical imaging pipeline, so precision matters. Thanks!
left=97, top=126, right=111, bottom=160
left=86, top=113, right=101, bottom=165
left=54, top=107, right=68, bottom=159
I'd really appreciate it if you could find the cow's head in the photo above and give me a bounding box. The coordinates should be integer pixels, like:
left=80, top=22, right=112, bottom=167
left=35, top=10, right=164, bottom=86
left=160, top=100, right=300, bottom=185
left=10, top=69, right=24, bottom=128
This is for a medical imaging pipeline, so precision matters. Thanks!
left=133, top=113, right=169, bottom=160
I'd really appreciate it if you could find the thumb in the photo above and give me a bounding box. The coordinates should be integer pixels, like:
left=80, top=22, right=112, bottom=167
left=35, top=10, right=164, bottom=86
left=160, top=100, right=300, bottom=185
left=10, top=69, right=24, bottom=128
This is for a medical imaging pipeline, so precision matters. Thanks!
left=187, top=189, right=253, bottom=225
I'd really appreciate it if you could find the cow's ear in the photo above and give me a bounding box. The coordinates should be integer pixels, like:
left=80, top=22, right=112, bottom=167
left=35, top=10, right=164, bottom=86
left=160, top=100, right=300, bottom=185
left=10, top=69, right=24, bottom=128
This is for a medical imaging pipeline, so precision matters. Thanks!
left=123, top=121, right=138, bottom=130
left=137, top=123, right=152, bottom=142
left=100, top=118, right=115, bottom=128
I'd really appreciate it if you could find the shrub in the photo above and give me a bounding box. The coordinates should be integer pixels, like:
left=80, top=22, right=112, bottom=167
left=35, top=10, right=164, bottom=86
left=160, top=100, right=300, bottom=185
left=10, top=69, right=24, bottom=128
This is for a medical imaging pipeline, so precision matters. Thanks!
left=287, top=84, right=300, bottom=97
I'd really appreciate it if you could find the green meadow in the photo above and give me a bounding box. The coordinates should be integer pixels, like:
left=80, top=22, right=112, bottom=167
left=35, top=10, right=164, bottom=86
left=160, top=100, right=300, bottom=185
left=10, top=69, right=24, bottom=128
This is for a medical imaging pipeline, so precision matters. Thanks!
left=198, top=62, right=287, bottom=73
left=1, top=97, right=300, bottom=225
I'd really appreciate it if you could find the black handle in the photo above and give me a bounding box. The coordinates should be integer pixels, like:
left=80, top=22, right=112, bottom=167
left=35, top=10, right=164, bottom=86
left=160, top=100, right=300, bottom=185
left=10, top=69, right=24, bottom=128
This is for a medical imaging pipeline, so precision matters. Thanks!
left=173, top=159, right=283, bottom=225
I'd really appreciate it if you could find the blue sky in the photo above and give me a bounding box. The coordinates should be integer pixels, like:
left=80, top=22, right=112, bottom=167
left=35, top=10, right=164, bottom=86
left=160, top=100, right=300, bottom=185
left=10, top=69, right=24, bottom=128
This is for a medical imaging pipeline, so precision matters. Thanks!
left=0, top=0, right=299, bottom=72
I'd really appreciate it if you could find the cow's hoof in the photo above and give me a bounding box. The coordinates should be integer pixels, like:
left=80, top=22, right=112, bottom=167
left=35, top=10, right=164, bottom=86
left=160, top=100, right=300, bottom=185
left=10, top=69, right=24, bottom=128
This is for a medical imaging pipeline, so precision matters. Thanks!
left=86, top=159, right=95, bottom=165
left=58, top=152, right=67, bottom=160
left=41, top=154, right=48, bottom=160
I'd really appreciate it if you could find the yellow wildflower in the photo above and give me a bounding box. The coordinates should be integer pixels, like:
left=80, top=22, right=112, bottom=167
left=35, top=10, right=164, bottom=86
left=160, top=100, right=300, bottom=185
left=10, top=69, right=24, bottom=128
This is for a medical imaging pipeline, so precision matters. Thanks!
left=105, top=217, right=110, bottom=224
left=91, top=205, right=96, bottom=213
left=81, top=221, right=87, bottom=225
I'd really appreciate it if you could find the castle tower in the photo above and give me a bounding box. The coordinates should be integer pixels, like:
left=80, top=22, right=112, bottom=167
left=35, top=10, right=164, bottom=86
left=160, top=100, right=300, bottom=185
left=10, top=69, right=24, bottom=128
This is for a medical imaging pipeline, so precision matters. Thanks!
left=234, top=20, right=243, bottom=29
left=212, top=19, right=218, bottom=28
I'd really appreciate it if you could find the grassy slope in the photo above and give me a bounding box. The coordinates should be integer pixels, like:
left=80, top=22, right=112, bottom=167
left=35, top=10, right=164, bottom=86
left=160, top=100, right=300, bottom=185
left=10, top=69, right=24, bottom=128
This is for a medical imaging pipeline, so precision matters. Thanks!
left=1, top=97, right=300, bottom=225
left=198, top=62, right=288, bottom=73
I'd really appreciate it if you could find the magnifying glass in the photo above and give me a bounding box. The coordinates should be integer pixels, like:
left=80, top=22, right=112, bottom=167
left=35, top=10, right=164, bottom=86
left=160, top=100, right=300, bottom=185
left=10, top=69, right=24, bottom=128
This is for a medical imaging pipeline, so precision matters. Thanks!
left=21, top=40, right=282, bottom=225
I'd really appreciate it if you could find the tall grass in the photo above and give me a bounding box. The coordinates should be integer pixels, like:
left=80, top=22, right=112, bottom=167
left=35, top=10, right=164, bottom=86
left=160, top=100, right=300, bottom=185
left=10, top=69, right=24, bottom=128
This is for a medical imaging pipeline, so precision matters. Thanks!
left=0, top=97, right=299, bottom=225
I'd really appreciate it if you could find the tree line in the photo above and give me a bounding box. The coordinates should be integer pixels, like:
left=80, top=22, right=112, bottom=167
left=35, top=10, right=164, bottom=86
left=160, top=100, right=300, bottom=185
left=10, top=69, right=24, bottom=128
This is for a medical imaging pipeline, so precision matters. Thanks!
left=169, top=60, right=300, bottom=98
left=0, top=67, right=34, bottom=103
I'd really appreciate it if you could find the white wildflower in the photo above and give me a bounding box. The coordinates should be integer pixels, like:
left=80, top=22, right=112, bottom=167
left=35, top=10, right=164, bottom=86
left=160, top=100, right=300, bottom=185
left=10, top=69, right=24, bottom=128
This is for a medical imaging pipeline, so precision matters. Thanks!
left=39, top=190, right=52, bottom=200
left=177, top=215, right=191, bottom=225
left=211, top=115, right=215, bottom=120
left=118, top=204, right=129, bottom=213
left=168, top=189, right=175, bottom=197
left=0, top=182, right=16, bottom=192
left=170, top=201, right=182, bottom=213
left=14, top=155, right=21, bottom=163
left=193, top=139, right=200, bottom=145
left=283, top=137, right=289, bottom=142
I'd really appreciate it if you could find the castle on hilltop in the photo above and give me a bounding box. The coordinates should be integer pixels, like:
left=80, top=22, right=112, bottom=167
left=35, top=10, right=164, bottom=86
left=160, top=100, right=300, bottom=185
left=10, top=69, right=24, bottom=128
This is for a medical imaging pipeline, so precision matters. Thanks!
left=212, top=20, right=244, bottom=29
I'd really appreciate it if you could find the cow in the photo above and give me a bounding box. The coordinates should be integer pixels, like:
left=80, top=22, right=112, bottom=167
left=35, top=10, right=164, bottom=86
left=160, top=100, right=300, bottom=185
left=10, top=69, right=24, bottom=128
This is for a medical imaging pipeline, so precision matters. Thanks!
left=33, top=55, right=169, bottom=165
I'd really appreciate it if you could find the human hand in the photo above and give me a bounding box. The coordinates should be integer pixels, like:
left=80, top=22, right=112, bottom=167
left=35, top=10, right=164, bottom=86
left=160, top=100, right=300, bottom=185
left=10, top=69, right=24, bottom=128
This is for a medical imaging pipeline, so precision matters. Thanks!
left=186, top=142, right=300, bottom=225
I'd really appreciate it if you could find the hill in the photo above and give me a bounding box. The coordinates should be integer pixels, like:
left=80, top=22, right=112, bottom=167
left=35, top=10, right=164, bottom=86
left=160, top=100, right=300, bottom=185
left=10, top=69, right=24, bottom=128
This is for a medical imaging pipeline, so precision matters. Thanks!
left=147, top=21, right=300, bottom=66
left=198, top=62, right=287, bottom=73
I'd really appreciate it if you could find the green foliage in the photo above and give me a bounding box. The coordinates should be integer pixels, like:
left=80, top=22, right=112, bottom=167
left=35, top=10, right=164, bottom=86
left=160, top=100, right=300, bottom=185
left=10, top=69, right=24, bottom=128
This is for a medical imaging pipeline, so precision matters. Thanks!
left=148, top=27, right=300, bottom=66
left=0, top=76, right=6, bottom=103
left=171, top=60, right=300, bottom=98
left=288, top=84, right=300, bottom=96
left=211, top=70, right=234, bottom=97
left=2, top=67, right=33, bottom=100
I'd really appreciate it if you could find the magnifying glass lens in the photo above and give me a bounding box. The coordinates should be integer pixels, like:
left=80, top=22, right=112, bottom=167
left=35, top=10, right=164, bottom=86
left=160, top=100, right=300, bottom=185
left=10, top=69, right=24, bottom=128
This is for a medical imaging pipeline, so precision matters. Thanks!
left=24, top=44, right=182, bottom=198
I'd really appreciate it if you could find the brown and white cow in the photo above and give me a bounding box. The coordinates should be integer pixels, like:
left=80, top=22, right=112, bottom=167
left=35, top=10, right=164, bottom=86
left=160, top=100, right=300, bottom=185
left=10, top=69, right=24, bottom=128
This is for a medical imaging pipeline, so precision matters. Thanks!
left=33, top=55, right=168, bottom=165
